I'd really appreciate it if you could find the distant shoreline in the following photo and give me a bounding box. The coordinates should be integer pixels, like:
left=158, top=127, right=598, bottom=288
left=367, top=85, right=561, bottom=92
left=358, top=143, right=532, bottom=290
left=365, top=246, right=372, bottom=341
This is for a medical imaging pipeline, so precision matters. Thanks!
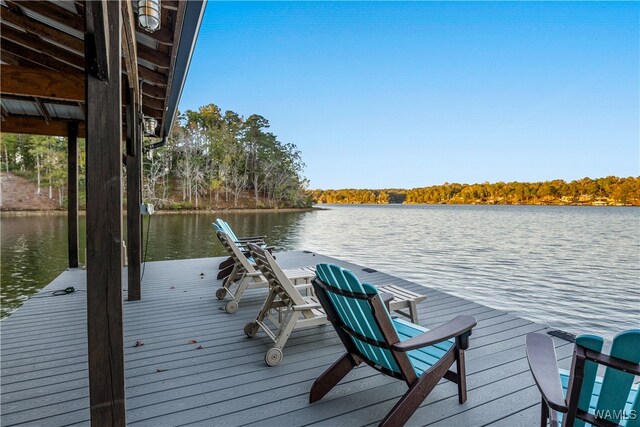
left=315, top=201, right=639, bottom=207
left=0, top=207, right=326, bottom=217
left=3, top=203, right=637, bottom=217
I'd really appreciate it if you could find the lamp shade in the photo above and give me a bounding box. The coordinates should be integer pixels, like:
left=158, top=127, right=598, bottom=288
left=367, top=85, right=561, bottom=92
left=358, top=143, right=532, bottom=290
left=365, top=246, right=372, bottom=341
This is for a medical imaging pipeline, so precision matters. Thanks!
left=144, top=116, right=158, bottom=135
left=138, top=0, right=161, bottom=33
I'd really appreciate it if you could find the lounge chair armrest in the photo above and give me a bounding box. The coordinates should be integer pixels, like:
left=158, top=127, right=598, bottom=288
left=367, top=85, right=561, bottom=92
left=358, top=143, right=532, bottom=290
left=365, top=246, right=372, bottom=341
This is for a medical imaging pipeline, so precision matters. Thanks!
left=392, top=315, right=477, bottom=352
left=381, top=292, right=394, bottom=311
left=525, top=333, right=568, bottom=413
left=293, top=302, right=322, bottom=311
left=246, top=271, right=263, bottom=277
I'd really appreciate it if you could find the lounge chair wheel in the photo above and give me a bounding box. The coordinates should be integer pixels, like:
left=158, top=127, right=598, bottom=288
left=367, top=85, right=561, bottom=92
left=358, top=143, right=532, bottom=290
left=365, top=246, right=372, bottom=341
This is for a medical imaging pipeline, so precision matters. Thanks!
left=215, top=288, right=227, bottom=300
left=225, top=301, right=239, bottom=314
left=265, top=348, right=283, bottom=366
left=244, top=322, right=259, bottom=337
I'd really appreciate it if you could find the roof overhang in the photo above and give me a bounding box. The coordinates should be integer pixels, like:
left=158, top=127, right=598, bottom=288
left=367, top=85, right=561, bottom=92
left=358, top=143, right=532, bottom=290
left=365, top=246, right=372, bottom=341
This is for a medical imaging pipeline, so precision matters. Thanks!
left=0, top=0, right=206, bottom=139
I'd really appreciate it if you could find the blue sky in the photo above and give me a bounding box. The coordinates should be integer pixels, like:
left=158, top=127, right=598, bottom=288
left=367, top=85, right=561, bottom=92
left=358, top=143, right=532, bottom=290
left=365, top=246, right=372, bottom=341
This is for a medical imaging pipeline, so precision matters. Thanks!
left=179, top=1, right=639, bottom=189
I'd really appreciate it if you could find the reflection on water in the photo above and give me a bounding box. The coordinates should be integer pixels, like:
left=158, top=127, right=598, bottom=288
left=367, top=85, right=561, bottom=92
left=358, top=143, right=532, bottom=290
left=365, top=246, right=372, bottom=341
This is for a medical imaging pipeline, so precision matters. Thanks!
left=2, top=206, right=639, bottom=339
left=0, top=211, right=307, bottom=317
left=142, top=211, right=308, bottom=260
left=1, top=215, right=87, bottom=318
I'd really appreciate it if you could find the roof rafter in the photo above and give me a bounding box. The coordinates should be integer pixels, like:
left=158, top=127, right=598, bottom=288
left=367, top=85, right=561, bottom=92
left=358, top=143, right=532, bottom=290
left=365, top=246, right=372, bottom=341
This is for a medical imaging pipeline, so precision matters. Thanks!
left=1, top=6, right=83, bottom=53
left=1, top=25, right=84, bottom=69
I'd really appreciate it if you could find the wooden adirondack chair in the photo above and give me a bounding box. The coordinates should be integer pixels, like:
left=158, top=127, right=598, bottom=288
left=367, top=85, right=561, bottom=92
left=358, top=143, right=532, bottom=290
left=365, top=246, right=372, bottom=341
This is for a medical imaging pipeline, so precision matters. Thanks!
left=245, top=243, right=327, bottom=366
left=526, top=331, right=640, bottom=427
left=310, top=263, right=477, bottom=427
left=215, top=231, right=314, bottom=313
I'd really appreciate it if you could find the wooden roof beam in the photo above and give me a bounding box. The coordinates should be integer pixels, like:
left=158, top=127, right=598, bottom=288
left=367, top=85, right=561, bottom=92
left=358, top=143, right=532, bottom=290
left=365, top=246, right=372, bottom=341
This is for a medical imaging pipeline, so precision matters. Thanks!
left=1, top=115, right=86, bottom=138
left=121, top=0, right=139, bottom=99
left=142, top=94, right=165, bottom=111
left=137, top=43, right=171, bottom=69
left=140, top=80, right=167, bottom=99
left=9, top=1, right=175, bottom=46
left=85, top=0, right=110, bottom=81
left=0, top=65, right=84, bottom=102
left=142, top=105, right=164, bottom=120
left=0, top=53, right=166, bottom=103
left=0, top=49, right=27, bottom=66
left=135, top=26, right=174, bottom=46
left=135, top=65, right=168, bottom=86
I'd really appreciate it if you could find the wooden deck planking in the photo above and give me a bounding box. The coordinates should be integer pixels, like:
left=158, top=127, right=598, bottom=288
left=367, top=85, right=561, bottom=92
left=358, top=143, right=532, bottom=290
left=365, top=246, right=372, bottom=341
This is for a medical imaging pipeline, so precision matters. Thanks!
left=0, top=251, right=571, bottom=426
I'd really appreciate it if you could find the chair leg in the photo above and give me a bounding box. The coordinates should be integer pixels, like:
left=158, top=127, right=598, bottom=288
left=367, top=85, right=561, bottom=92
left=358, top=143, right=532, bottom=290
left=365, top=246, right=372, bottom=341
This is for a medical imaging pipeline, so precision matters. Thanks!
left=380, top=350, right=455, bottom=427
left=540, top=398, right=549, bottom=427
left=309, top=353, right=359, bottom=403
left=273, top=310, right=301, bottom=350
left=222, top=265, right=239, bottom=290
left=455, top=346, right=467, bottom=404
left=231, top=276, right=251, bottom=305
left=255, top=288, right=278, bottom=325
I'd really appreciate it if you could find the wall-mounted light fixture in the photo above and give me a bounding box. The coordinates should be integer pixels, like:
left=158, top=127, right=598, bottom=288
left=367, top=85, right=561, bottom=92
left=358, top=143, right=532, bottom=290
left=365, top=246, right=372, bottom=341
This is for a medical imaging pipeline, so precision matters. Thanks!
left=143, top=116, right=158, bottom=135
left=138, top=0, right=161, bottom=33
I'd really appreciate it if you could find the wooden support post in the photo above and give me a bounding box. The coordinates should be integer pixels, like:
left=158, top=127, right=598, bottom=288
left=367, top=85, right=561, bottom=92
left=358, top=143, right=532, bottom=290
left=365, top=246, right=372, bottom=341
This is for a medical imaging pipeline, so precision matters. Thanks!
left=84, top=0, right=125, bottom=425
left=67, top=121, right=79, bottom=268
left=126, top=86, right=142, bottom=301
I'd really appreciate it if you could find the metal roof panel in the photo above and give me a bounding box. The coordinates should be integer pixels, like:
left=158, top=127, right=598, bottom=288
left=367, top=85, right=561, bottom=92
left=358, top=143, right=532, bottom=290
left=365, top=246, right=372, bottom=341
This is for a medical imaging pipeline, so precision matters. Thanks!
left=45, top=103, right=84, bottom=120
left=1, top=99, right=40, bottom=117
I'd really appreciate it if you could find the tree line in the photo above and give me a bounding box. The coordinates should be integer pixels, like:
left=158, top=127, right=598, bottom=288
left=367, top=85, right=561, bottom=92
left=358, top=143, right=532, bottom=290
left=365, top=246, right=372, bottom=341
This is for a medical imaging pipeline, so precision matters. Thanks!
left=0, top=134, right=76, bottom=207
left=0, top=103, right=312, bottom=210
left=310, top=177, right=640, bottom=206
left=145, top=104, right=311, bottom=209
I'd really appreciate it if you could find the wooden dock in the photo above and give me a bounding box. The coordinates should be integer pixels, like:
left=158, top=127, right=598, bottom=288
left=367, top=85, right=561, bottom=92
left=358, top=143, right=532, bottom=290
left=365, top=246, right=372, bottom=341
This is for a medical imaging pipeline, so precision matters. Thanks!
left=0, top=251, right=574, bottom=426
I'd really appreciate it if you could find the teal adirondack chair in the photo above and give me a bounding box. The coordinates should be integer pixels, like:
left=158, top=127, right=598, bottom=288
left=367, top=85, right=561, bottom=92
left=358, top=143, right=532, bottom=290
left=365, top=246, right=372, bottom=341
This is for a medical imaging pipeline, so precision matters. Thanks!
left=311, top=263, right=477, bottom=427
left=526, top=331, right=640, bottom=427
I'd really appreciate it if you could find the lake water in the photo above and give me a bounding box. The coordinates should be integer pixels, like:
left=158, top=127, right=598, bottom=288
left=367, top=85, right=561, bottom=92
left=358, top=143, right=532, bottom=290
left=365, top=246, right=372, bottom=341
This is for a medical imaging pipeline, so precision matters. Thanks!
left=2, top=205, right=638, bottom=339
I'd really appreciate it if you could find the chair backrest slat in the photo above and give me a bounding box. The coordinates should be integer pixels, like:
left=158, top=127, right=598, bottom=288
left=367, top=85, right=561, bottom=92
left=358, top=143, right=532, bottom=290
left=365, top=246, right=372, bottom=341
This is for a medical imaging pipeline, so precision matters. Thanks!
left=316, top=263, right=400, bottom=374
left=217, top=231, right=256, bottom=274
left=573, top=335, right=604, bottom=427
left=595, top=330, right=640, bottom=424
left=628, top=394, right=640, bottom=427
left=316, top=265, right=374, bottom=361
left=216, top=219, right=240, bottom=242
left=249, top=244, right=307, bottom=306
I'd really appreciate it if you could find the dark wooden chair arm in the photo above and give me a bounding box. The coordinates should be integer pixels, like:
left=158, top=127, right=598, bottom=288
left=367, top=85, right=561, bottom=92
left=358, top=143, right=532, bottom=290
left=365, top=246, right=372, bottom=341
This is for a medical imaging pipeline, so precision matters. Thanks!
left=525, top=333, right=568, bottom=413
left=381, top=292, right=394, bottom=311
left=392, top=315, right=477, bottom=352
